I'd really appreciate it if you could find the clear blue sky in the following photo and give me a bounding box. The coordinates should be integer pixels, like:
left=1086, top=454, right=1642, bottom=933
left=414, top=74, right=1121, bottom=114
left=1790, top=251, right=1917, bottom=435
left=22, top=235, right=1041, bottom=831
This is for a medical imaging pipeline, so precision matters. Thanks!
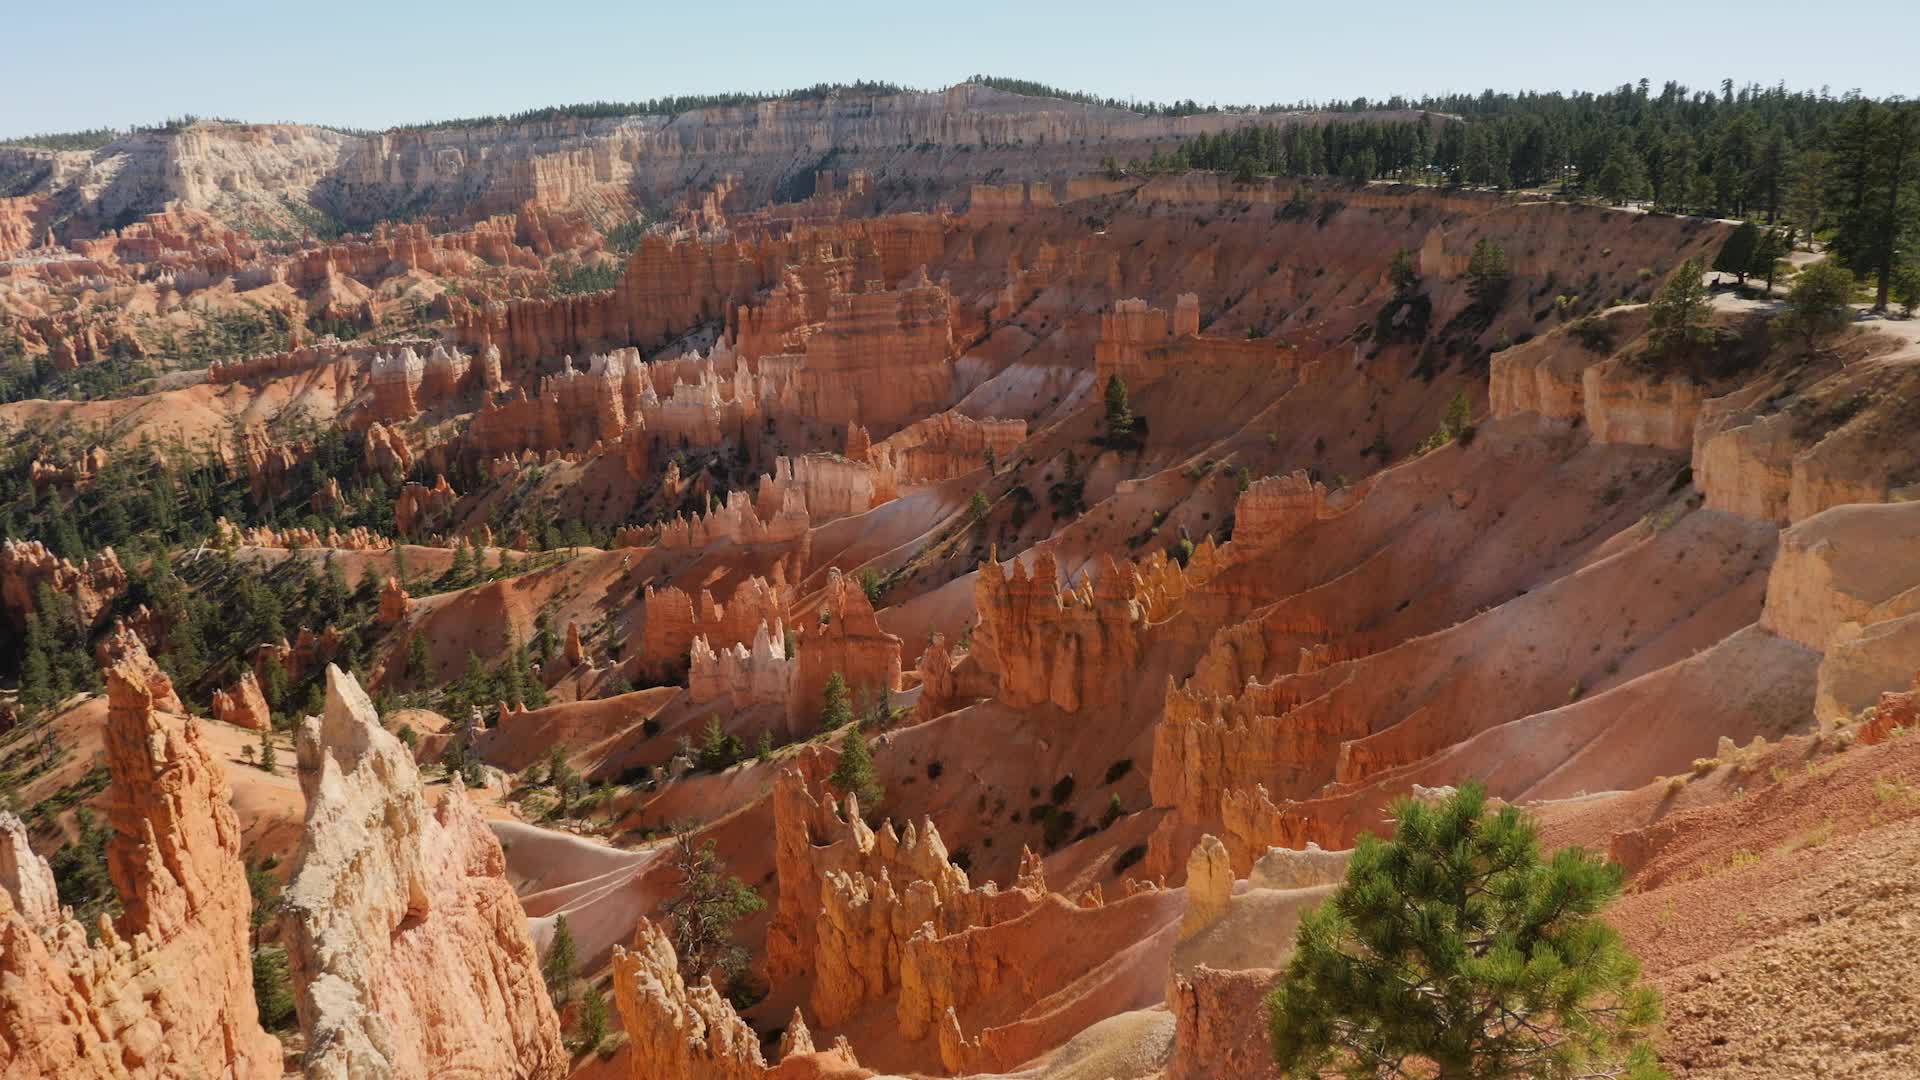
left=5, top=0, right=1915, bottom=137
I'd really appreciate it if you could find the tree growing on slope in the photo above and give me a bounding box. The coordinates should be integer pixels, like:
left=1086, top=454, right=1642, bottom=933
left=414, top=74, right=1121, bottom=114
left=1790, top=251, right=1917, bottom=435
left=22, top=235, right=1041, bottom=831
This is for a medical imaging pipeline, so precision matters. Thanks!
left=819, top=671, right=852, bottom=732
left=1267, top=782, right=1664, bottom=1080
left=1103, top=374, right=1136, bottom=441
left=828, top=726, right=883, bottom=812
left=661, top=828, right=765, bottom=985
left=542, top=913, right=577, bottom=1005
left=1775, top=262, right=1855, bottom=353
left=1646, top=257, right=1713, bottom=358
left=1465, top=238, right=1512, bottom=310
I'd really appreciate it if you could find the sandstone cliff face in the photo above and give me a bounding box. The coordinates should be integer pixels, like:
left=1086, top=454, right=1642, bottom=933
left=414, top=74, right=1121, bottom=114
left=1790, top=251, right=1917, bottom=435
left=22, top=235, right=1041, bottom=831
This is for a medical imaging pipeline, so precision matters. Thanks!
left=284, top=666, right=565, bottom=1080
left=212, top=671, right=271, bottom=731
left=1761, top=502, right=1920, bottom=653
left=1168, top=965, right=1283, bottom=1080
left=689, top=620, right=796, bottom=709
left=0, top=811, right=59, bottom=932
left=765, top=762, right=1046, bottom=1036
left=972, top=545, right=1220, bottom=713
left=1688, top=334, right=1920, bottom=524
left=0, top=662, right=280, bottom=1079
left=639, top=571, right=792, bottom=676
left=1178, top=835, right=1233, bottom=941
left=0, top=537, right=128, bottom=632
left=612, top=918, right=767, bottom=1079
left=1094, top=294, right=1200, bottom=385
left=393, top=475, right=457, bottom=538
left=612, top=917, right=867, bottom=1080
left=870, top=410, right=1026, bottom=486
left=11, top=85, right=1341, bottom=240
left=1755, top=501, right=1920, bottom=730
left=791, top=570, right=903, bottom=729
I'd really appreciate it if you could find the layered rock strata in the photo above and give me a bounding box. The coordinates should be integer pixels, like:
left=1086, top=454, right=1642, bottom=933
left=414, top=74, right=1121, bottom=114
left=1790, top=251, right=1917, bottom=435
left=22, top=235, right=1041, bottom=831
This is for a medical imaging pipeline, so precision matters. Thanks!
left=284, top=666, right=565, bottom=1079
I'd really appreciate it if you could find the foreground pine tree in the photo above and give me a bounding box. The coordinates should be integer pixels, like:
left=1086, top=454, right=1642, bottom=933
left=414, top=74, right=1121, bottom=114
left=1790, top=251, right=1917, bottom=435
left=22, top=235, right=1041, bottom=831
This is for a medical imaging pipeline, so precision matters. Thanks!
left=1266, top=783, right=1665, bottom=1080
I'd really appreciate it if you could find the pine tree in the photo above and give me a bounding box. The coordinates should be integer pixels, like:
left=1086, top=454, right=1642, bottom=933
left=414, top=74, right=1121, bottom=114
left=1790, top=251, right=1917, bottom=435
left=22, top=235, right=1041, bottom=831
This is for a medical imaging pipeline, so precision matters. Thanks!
left=828, top=728, right=883, bottom=812
left=1646, top=257, right=1713, bottom=357
left=258, top=729, right=277, bottom=773
left=405, top=633, right=430, bottom=680
left=819, top=671, right=852, bottom=732
left=251, top=946, right=298, bottom=1031
left=1892, top=264, right=1920, bottom=318
left=1387, top=248, right=1420, bottom=294
left=1597, top=145, right=1648, bottom=206
left=1785, top=150, right=1826, bottom=247
left=456, top=650, right=491, bottom=711
left=448, top=541, right=474, bottom=585
left=1750, top=229, right=1790, bottom=292
left=1443, top=391, right=1473, bottom=440
left=1713, top=222, right=1760, bottom=285
left=575, top=981, right=609, bottom=1053
left=316, top=553, right=348, bottom=624
left=1102, top=374, right=1135, bottom=440
left=1465, top=237, right=1512, bottom=309
left=19, top=612, right=54, bottom=712
left=697, top=717, right=739, bottom=771
left=1776, top=262, right=1855, bottom=353
left=543, top=914, right=578, bottom=1004
left=1266, top=783, right=1664, bottom=1080
left=660, top=829, right=765, bottom=983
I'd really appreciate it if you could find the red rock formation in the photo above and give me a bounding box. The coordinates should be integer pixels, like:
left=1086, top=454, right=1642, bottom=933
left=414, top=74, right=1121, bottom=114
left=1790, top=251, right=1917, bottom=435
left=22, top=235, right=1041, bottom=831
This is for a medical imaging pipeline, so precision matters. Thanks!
left=394, top=475, right=457, bottom=537
left=1229, top=470, right=1350, bottom=557
left=0, top=538, right=128, bottom=631
left=1860, top=673, right=1920, bottom=745
left=871, top=411, right=1024, bottom=485
left=972, top=545, right=1220, bottom=713
left=758, top=452, right=894, bottom=520
left=563, top=620, right=585, bottom=667
left=363, top=420, right=415, bottom=481
left=641, top=572, right=792, bottom=676
left=212, top=671, right=271, bottom=731
left=765, top=761, right=1045, bottom=1032
left=792, top=570, right=903, bottom=728
left=689, top=620, right=796, bottom=709
left=1094, top=294, right=1200, bottom=385
left=216, top=518, right=388, bottom=551
left=0, top=811, right=58, bottom=932
left=1168, top=965, right=1283, bottom=1080
left=28, top=445, right=108, bottom=491
left=613, top=917, right=768, bottom=1079
left=613, top=917, right=867, bottom=1080
left=641, top=488, right=810, bottom=551
left=783, top=267, right=958, bottom=431
left=0, top=661, right=280, bottom=1078
left=370, top=347, right=425, bottom=420
left=285, top=667, right=565, bottom=1079
left=377, top=577, right=411, bottom=627
left=93, top=618, right=185, bottom=714
left=1179, top=834, right=1233, bottom=940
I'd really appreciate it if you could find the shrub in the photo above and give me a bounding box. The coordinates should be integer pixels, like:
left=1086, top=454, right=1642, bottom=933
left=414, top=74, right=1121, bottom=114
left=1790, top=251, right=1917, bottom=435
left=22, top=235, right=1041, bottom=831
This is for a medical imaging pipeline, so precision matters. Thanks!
left=1105, top=758, right=1134, bottom=784
left=1042, top=809, right=1078, bottom=851
left=1049, top=774, right=1076, bottom=806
